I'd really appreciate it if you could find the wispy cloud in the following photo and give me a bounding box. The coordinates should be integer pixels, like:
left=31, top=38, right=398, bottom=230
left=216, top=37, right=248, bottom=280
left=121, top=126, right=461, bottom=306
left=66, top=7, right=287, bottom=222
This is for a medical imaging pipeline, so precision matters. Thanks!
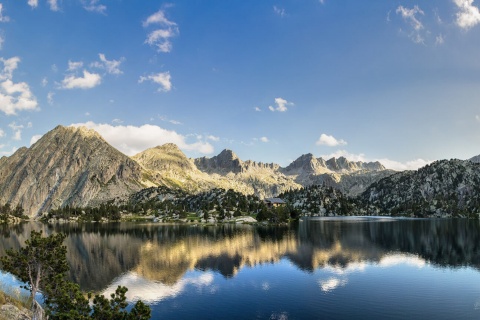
left=47, top=91, right=54, bottom=105
left=9, top=122, right=23, bottom=141
left=82, top=0, right=106, bottom=14
left=396, top=5, right=426, bottom=44
left=254, top=107, right=261, bottom=112
left=268, top=97, right=294, bottom=112
left=61, top=70, right=102, bottom=89
left=91, top=53, right=124, bottom=75
left=273, top=6, right=286, bottom=17
left=70, top=121, right=214, bottom=156
left=27, top=0, right=39, bottom=8
left=260, top=136, right=269, bottom=143
left=143, top=8, right=179, bottom=53
left=67, top=60, right=83, bottom=71
left=454, top=0, right=480, bottom=30
left=139, top=72, right=172, bottom=92
left=48, top=0, right=60, bottom=11
left=316, top=133, right=347, bottom=147
left=0, top=4, right=10, bottom=22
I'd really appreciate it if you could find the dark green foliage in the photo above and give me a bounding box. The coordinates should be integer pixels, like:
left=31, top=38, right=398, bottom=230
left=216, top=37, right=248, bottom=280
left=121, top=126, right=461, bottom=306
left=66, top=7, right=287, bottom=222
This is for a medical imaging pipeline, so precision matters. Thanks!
left=92, top=286, right=150, bottom=320
left=1, top=231, right=151, bottom=319
left=0, top=231, right=69, bottom=310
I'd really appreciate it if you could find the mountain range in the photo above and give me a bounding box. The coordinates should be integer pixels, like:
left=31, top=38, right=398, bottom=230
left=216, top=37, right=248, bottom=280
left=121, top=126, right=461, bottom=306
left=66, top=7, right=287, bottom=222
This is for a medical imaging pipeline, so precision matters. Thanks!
left=0, top=125, right=393, bottom=217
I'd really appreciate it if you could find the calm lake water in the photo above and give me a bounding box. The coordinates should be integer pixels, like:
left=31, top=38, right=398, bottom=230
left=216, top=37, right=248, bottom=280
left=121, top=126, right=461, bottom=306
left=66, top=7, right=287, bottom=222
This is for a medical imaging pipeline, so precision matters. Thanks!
left=1, top=217, right=480, bottom=319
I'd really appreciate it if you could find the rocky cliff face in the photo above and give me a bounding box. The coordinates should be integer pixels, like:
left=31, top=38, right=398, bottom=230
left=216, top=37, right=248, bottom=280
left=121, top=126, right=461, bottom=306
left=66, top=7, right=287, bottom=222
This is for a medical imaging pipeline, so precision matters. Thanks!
left=360, top=159, right=480, bottom=216
left=0, top=125, right=146, bottom=217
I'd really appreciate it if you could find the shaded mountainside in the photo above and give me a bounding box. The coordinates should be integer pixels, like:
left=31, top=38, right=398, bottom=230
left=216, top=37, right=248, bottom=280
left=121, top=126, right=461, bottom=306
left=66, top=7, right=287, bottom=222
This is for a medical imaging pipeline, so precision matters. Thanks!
left=360, top=159, right=480, bottom=217
left=470, top=155, right=480, bottom=163
left=0, top=125, right=147, bottom=217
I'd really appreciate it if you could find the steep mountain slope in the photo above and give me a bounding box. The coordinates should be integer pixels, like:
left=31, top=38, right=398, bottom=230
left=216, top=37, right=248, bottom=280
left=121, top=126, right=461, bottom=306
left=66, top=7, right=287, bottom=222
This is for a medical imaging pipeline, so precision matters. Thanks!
left=0, top=125, right=147, bottom=217
left=360, top=159, right=480, bottom=217
left=132, top=143, right=213, bottom=192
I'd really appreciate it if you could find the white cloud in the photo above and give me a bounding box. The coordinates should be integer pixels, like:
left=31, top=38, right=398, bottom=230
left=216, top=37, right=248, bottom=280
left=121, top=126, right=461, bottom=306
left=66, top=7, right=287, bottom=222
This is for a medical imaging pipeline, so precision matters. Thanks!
left=269, top=97, right=294, bottom=112
left=143, top=9, right=179, bottom=53
left=143, top=9, right=176, bottom=27
left=28, top=0, right=39, bottom=8
left=0, top=129, right=5, bottom=137
left=61, top=70, right=101, bottom=89
left=454, top=0, right=480, bottom=29
left=41, top=77, right=48, bottom=87
left=207, top=135, right=219, bottom=142
left=30, top=134, right=42, bottom=146
left=260, top=136, right=269, bottom=143
left=51, top=64, right=58, bottom=72
left=435, top=34, right=444, bottom=45
left=0, top=4, right=10, bottom=23
left=254, top=107, right=261, bottom=112
left=48, top=0, right=59, bottom=11
left=139, top=72, right=171, bottom=92
left=0, top=57, right=38, bottom=115
left=320, top=149, right=431, bottom=171
left=0, top=57, right=20, bottom=81
left=91, top=53, right=124, bottom=75
left=112, top=118, right=123, bottom=124
left=82, top=0, right=106, bottom=14
left=47, top=91, right=54, bottom=105
left=9, top=122, right=23, bottom=141
left=67, top=60, right=83, bottom=71
left=316, top=134, right=347, bottom=147
left=0, top=33, right=4, bottom=51
left=273, top=6, right=286, bottom=17
left=158, top=115, right=182, bottom=125
left=396, top=5, right=426, bottom=44
left=70, top=121, right=214, bottom=156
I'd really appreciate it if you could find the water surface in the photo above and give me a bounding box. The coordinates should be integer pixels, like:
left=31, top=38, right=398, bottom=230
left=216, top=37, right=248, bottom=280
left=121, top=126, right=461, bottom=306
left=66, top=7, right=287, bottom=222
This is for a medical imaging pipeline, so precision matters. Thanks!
left=1, top=218, right=480, bottom=319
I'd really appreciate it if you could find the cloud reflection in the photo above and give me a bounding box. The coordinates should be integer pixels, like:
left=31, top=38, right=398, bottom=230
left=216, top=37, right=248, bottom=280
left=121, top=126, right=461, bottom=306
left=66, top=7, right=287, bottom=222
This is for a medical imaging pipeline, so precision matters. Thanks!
left=102, top=271, right=214, bottom=303
left=318, top=277, right=348, bottom=292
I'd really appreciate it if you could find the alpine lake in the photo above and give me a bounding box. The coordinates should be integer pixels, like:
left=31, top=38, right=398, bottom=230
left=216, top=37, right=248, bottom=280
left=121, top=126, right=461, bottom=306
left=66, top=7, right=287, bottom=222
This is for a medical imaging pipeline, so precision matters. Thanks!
left=1, top=217, right=480, bottom=319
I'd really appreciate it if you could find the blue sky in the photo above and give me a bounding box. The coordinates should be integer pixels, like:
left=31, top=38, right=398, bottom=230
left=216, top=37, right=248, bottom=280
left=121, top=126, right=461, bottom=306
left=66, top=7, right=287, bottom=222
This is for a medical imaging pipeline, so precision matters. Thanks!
left=0, top=0, right=479, bottom=170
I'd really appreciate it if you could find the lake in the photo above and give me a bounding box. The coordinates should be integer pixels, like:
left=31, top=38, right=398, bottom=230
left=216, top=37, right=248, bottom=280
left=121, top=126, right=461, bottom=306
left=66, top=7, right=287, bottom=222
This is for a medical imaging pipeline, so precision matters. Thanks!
left=1, top=217, right=480, bottom=319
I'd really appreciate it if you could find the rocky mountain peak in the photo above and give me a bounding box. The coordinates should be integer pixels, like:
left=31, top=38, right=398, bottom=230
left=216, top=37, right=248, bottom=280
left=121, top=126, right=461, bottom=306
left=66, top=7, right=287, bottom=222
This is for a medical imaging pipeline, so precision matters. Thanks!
left=194, top=149, right=243, bottom=174
left=0, top=125, right=145, bottom=217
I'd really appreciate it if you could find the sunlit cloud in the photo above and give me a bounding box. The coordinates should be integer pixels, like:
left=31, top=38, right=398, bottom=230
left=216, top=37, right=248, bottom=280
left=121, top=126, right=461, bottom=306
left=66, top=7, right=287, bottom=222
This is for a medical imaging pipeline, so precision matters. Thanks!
left=0, top=57, right=38, bottom=115
left=268, top=97, right=294, bottom=112
left=70, top=121, right=214, bottom=155
left=454, top=0, right=480, bottom=30
left=91, top=53, right=124, bottom=75
left=139, top=72, right=171, bottom=92
left=143, top=8, right=179, bottom=53
left=316, top=134, right=347, bottom=147
left=396, top=5, right=426, bottom=44
left=61, top=70, right=101, bottom=89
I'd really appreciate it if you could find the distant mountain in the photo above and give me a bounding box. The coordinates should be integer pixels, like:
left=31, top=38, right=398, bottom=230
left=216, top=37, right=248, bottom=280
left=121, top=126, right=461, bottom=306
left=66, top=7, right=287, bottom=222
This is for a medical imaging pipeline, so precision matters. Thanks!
left=0, top=125, right=147, bottom=217
left=470, top=155, right=480, bottom=163
left=360, top=159, right=480, bottom=217
left=0, top=125, right=397, bottom=216
left=280, top=154, right=392, bottom=196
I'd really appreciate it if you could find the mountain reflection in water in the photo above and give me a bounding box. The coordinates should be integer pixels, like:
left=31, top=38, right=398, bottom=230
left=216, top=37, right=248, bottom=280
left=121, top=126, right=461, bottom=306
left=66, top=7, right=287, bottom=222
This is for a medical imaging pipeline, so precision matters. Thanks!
left=1, top=218, right=480, bottom=295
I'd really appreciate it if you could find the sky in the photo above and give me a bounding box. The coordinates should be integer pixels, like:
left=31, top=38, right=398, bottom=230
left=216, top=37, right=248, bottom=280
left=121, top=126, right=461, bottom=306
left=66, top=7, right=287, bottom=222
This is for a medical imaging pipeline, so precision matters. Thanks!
left=0, top=0, right=480, bottom=171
